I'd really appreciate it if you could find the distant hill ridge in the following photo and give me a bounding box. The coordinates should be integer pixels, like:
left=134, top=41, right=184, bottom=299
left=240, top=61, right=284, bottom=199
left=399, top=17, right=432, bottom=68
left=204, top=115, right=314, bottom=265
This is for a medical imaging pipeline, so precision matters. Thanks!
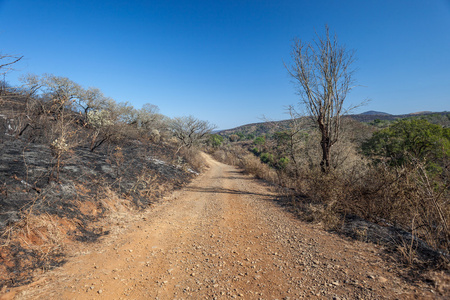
left=218, top=111, right=449, bottom=137
left=360, top=110, right=391, bottom=116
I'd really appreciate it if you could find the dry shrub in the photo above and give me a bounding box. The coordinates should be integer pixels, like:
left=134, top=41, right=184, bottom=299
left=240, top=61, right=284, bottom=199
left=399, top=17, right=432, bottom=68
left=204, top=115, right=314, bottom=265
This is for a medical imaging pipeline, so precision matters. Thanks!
left=256, top=140, right=448, bottom=259
left=1, top=212, right=67, bottom=258
left=212, top=132, right=449, bottom=261
left=396, top=234, right=420, bottom=266
left=212, top=145, right=278, bottom=183
left=211, top=144, right=247, bottom=166
left=212, top=148, right=239, bottom=166
left=321, top=205, right=344, bottom=231
left=99, top=186, right=128, bottom=212
left=301, top=158, right=450, bottom=259
left=240, top=154, right=278, bottom=182
left=211, top=149, right=227, bottom=162
left=0, top=212, right=69, bottom=286
left=361, top=163, right=450, bottom=255
left=178, top=147, right=206, bottom=172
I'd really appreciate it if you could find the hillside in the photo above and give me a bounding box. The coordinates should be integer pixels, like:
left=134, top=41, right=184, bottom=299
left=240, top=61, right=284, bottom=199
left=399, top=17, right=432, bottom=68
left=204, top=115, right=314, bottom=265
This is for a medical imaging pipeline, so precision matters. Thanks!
left=218, top=111, right=450, bottom=138
left=0, top=91, right=202, bottom=287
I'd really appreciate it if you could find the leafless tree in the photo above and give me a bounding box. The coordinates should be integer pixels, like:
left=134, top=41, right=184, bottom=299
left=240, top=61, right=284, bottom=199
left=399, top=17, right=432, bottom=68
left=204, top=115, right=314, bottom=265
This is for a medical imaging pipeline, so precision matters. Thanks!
left=136, top=103, right=161, bottom=129
left=20, top=73, right=42, bottom=99
left=286, top=26, right=357, bottom=172
left=86, top=99, right=132, bottom=152
left=76, top=87, right=112, bottom=125
left=19, top=74, right=84, bottom=180
left=169, top=116, right=216, bottom=152
left=39, top=74, right=83, bottom=115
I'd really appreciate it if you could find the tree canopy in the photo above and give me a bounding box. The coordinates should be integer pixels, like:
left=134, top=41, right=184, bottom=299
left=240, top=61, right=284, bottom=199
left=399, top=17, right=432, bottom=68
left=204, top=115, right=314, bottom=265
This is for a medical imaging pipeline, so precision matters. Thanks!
left=362, top=119, right=450, bottom=171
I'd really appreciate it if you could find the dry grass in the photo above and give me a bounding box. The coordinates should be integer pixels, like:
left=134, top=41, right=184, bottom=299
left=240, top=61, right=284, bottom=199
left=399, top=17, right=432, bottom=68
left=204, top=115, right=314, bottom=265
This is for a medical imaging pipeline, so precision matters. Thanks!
left=178, top=147, right=207, bottom=172
left=240, top=154, right=278, bottom=182
left=213, top=139, right=450, bottom=268
left=2, top=213, right=66, bottom=252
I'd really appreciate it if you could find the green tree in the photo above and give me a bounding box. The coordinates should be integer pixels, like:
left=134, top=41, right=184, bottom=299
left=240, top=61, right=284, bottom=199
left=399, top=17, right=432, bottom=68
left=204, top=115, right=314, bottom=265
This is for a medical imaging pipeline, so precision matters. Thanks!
left=260, top=152, right=274, bottom=165
left=362, top=119, right=450, bottom=170
left=253, top=136, right=266, bottom=152
left=254, top=136, right=265, bottom=145
left=208, top=134, right=224, bottom=148
left=236, top=132, right=245, bottom=140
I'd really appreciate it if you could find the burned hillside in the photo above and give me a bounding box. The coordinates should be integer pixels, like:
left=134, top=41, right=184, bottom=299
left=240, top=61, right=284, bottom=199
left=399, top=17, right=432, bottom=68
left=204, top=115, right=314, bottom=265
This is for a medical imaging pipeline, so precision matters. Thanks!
left=0, top=90, right=201, bottom=287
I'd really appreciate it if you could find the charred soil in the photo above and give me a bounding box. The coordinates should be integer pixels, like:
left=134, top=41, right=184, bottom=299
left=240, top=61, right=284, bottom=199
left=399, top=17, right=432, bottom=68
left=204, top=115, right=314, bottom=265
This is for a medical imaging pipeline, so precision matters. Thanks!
left=0, top=131, right=197, bottom=288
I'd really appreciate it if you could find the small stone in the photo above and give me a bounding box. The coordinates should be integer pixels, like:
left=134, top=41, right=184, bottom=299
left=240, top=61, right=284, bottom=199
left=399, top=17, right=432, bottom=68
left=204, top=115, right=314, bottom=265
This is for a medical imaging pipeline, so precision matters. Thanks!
left=378, top=276, right=388, bottom=283
left=98, top=290, right=103, bottom=294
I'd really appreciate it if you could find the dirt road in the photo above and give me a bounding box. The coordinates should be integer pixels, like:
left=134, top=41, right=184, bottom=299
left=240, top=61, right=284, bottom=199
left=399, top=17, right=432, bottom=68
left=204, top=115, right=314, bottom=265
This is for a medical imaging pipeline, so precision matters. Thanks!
left=11, top=154, right=439, bottom=299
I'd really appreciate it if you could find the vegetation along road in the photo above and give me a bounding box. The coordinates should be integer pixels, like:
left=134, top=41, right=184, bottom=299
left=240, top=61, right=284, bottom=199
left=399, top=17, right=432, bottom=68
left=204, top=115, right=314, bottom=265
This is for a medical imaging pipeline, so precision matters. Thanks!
left=9, top=154, right=441, bottom=299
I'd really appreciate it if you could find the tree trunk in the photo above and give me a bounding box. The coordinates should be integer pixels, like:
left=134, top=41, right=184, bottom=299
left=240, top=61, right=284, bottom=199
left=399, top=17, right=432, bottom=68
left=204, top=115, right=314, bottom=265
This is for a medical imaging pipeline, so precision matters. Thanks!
left=320, top=135, right=331, bottom=173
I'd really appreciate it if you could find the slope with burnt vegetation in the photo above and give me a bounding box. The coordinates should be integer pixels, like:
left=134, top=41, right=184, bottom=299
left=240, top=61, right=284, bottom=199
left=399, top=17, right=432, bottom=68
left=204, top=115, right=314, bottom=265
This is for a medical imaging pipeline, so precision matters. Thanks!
left=0, top=81, right=209, bottom=287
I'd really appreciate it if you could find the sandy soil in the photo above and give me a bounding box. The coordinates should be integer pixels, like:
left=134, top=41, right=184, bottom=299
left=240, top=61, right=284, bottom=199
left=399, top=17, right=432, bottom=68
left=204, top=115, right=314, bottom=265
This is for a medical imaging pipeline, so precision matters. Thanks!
left=4, top=154, right=444, bottom=299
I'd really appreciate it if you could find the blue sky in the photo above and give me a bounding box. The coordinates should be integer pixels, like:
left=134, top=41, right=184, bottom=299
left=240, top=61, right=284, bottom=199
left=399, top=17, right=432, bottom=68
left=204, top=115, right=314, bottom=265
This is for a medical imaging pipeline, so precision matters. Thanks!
left=0, top=0, right=449, bottom=129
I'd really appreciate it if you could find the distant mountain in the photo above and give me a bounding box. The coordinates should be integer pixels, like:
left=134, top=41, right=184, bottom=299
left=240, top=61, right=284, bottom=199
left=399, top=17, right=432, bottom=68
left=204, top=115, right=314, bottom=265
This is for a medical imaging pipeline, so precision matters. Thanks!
left=347, top=111, right=448, bottom=123
left=360, top=111, right=391, bottom=116
left=409, top=111, right=432, bottom=115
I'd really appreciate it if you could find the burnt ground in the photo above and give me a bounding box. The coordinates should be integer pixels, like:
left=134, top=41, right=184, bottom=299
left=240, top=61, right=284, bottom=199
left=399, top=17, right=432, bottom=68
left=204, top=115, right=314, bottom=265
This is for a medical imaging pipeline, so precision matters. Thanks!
left=0, top=132, right=197, bottom=288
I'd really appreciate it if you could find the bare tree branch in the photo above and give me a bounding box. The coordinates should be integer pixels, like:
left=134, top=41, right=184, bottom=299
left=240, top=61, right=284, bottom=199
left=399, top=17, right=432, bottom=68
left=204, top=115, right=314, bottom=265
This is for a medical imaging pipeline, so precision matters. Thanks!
left=0, top=53, right=23, bottom=74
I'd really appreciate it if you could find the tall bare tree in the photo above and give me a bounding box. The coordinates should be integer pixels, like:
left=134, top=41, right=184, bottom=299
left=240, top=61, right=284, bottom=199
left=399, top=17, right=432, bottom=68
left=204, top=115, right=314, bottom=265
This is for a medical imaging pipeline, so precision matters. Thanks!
left=286, top=26, right=356, bottom=172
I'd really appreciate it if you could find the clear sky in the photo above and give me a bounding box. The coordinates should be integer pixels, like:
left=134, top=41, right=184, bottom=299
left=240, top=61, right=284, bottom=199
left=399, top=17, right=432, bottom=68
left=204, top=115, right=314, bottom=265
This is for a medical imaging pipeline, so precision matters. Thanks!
left=0, top=0, right=449, bottom=129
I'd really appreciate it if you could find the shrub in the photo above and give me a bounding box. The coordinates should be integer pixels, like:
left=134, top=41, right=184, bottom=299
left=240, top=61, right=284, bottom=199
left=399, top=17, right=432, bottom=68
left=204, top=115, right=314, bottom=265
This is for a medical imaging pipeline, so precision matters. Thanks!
left=251, top=147, right=259, bottom=155
left=276, top=157, right=290, bottom=170
left=178, top=147, right=206, bottom=173
left=208, top=134, right=224, bottom=148
left=240, top=154, right=277, bottom=182
left=254, top=136, right=265, bottom=145
left=362, top=119, right=450, bottom=170
left=260, top=152, right=274, bottom=165
left=229, top=134, right=239, bottom=142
